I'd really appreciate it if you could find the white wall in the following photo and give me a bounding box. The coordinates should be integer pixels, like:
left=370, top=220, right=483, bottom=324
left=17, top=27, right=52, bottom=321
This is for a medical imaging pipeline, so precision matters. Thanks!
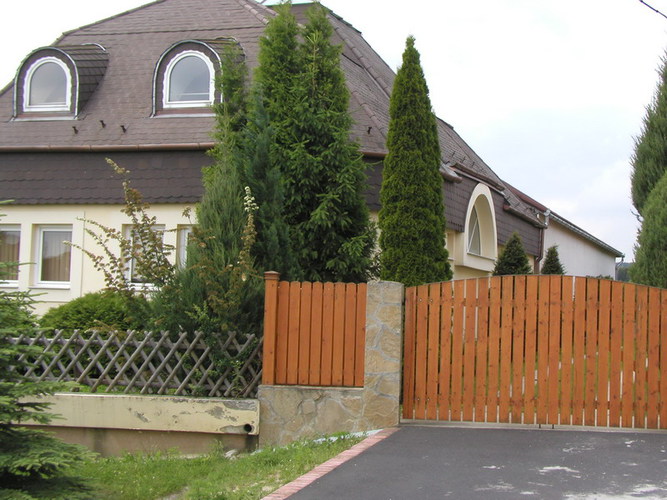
left=1, top=203, right=193, bottom=315
left=543, top=220, right=618, bottom=278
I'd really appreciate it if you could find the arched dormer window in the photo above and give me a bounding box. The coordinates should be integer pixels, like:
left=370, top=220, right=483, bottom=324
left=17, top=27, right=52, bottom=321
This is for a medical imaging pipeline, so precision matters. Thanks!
left=462, top=183, right=498, bottom=272
left=24, top=58, right=70, bottom=112
left=163, top=51, right=214, bottom=108
left=468, top=206, right=481, bottom=255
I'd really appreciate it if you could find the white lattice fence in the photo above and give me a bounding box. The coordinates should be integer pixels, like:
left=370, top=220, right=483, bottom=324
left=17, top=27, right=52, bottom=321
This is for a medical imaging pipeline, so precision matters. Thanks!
left=10, top=330, right=263, bottom=398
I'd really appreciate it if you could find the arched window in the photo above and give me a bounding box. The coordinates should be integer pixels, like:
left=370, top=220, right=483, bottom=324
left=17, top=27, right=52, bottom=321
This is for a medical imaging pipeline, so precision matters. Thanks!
left=24, top=57, right=70, bottom=112
left=163, top=51, right=214, bottom=108
left=467, top=206, right=481, bottom=255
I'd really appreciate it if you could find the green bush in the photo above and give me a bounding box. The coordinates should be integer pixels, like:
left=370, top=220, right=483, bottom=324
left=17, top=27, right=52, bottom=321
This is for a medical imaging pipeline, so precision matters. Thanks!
left=39, top=291, right=149, bottom=333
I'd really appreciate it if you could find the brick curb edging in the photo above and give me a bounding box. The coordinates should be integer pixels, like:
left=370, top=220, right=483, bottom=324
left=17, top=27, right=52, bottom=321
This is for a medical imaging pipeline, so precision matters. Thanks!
left=261, top=428, right=400, bottom=500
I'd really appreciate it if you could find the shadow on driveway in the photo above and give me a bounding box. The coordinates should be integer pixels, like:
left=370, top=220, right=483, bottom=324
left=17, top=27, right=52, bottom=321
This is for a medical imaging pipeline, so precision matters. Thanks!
left=288, top=425, right=667, bottom=499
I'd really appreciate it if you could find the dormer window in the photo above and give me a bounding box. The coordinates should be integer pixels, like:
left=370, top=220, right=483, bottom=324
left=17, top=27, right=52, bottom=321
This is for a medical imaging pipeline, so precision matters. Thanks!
left=24, top=58, right=71, bottom=111
left=164, top=51, right=214, bottom=108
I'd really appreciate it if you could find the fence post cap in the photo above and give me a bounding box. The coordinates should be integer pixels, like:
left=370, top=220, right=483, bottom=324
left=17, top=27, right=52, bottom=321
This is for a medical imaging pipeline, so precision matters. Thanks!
left=264, top=271, right=281, bottom=281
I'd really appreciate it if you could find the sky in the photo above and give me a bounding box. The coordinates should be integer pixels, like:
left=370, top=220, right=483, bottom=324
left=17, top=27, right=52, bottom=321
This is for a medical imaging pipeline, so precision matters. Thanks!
left=3, top=0, right=667, bottom=260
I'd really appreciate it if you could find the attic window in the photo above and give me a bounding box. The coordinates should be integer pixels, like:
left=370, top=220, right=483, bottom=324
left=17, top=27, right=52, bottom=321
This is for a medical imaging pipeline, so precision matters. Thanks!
left=163, top=51, right=214, bottom=108
left=467, top=207, right=481, bottom=255
left=24, top=57, right=71, bottom=112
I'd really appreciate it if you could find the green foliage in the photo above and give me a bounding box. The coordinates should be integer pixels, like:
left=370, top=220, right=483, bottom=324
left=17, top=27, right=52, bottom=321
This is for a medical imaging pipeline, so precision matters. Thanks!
left=631, top=52, right=667, bottom=217
left=70, top=159, right=175, bottom=299
left=378, top=36, right=452, bottom=287
left=0, top=205, right=93, bottom=499
left=39, top=291, right=149, bottom=333
left=540, top=245, right=565, bottom=275
left=493, top=232, right=532, bottom=276
left=630, top=169, right=667, bottom=287
left=257, top=2, right=375, bottom=282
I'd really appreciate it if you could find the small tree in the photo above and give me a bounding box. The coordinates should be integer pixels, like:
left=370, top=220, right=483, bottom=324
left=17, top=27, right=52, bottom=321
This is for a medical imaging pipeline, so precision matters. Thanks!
left=630, top=169, right=667, bottom=287
left=631, top=52, right=667, bottom=217
left=541, top=245, right=565, bottom=275
left=493, top=232, right=532, bottom=276
left=379, top=36, right=452, bottom=286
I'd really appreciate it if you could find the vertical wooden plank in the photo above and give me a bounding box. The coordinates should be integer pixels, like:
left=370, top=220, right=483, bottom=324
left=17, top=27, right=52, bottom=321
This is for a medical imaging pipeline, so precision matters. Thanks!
left=354, top=283, right=367, bottom=388
left=660, top=290, right=667, bottom=429
left=462, top=279, right=478, bottom=422
left=609, top=281, right=623, bottom=427
left=571, top=277, right=587, bottom=426
left=262, top=272, right=280, bottom=385
left=499, top=276, right=514, bottom=423
left=309, top=282, right=324, bottom=386
left=512, top=276, right=527, bottom=424
left=584, top=278, right=599, bottom=427
left=343, top=284, right=357, bottom=387
left=402, top=287, right=417, bottom=419
left=426, top=283, right=442, bottom=420
left=486, top=277, right=502, bottom=422
left=275, top=281, right=291, bottom=385
left=596, top=279, right=611, bottom=427
left=523, top=275, right=539, bottom=425
left=548, top=276, right=562, bottom=426
left=647, top=288, right=661, bottom=428
left=536, top=275, right=551, bottom=425
left=297, top=282, right=313, bottom=386
left=414, top=284, right=430, bottom=419
left=320, top=282, right=335, bottom=386
left=331, top=283, right=347, bottom=386
left=286, top=282, right=302, bottom=385
left=559, top=276, right=574, bottom=426
left=450, top=280, right=465, bottom=421
left=474, top=277, right=490, bottom=422
left=621, top=284, right=636, bottom=428
left=635, top=286, right=649, bottom=428
left=437, top=281, right=453, bottom=421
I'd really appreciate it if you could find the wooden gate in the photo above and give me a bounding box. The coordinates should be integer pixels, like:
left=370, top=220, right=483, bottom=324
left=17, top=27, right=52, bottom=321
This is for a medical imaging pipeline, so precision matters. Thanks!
left=402, top=275, right=667, bottom=429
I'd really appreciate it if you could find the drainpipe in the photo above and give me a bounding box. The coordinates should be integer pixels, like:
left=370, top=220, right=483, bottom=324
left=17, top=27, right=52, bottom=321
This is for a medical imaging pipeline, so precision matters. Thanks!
left=534, top=209, right=551, bottom=273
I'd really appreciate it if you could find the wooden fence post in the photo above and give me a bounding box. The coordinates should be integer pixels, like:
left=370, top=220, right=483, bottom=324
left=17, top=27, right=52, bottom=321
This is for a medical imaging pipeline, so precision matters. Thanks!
left=262, top=271, right=281, bottom=385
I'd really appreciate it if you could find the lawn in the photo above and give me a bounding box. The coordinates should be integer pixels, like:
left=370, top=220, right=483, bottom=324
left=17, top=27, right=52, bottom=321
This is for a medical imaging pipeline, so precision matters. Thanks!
left=69, top=434, right=363, bottom=500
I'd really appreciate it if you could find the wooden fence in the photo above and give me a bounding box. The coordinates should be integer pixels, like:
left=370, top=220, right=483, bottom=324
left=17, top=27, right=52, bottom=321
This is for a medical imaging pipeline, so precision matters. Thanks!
left=403, top=275, right=667, bottom=429
left=11, top=329, right=262, bottom=398
left=262, top=272, right=367, bottom=387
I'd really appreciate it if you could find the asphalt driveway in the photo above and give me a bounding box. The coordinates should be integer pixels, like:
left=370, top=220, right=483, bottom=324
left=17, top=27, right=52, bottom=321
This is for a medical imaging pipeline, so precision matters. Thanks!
left=288, top=425, right=667, bottom=499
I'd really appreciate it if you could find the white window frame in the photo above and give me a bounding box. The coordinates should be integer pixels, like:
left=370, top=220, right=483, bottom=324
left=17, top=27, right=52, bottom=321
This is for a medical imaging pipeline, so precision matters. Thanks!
left=0, top=225, right=21, bottom=286
left=163, top=50, right=214, bottom=109
left=23, top=57, right=71, bottom=112
left=35, top=225, right=72, bottom=288
left=467, top=206, right=481, bottom=256
left=177, top=225, right=194, bottom=268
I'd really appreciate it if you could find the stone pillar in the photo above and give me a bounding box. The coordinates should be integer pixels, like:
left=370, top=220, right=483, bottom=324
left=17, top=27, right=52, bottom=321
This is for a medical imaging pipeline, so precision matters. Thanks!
left=258, top=281, right=404, bottom=447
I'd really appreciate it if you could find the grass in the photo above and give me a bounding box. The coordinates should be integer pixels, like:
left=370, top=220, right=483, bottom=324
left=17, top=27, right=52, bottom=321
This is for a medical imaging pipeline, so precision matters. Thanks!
left=68, top=433, right=364, bottom=500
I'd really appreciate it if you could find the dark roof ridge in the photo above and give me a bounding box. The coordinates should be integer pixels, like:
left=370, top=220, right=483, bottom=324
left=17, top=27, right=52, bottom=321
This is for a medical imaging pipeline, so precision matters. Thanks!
left=235, top=0, right=275, bottom=24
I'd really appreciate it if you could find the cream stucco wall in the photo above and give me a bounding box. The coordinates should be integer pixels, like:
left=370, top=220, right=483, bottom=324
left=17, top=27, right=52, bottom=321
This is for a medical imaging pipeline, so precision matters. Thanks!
left=543, top=220, right=618, bottom=277
left=1, top=203, right=193, bottom=315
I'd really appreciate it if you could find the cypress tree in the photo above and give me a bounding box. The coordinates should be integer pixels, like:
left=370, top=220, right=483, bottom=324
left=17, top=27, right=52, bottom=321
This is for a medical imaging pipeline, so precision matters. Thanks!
left=493, top=232, right=532, bottom=276
left=257, top=3, right=375, bottom=282
left=630, top=169, right=667, bottom=287
left=541, top=245, right=565, bottom=275
left=378, top=36, right=452, bottom=287
left=631, top=52, right=667, bottom=217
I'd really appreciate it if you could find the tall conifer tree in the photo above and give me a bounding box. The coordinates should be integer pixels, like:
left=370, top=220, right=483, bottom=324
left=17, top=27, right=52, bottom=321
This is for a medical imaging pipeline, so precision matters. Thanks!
left=631, top=52, right=667, bottom=217
left=630, top=169, right=667, bottom=287
left=378, top=36, right=452, bottom=287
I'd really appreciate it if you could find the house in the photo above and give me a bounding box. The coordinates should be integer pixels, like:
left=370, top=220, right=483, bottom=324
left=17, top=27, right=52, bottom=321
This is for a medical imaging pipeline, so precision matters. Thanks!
left=0, top=0, right=621, bottom=314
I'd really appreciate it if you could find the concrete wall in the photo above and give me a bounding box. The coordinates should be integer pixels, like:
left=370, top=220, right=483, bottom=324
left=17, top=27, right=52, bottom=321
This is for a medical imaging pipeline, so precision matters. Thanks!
left=25, top=393, right=258, bottom=456
left=258, top=281, right=404, bottom=447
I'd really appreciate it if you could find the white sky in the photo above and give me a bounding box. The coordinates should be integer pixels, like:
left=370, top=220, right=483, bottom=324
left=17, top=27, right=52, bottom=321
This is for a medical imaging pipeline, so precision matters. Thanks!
left=3, top=0, right=667, bottom=260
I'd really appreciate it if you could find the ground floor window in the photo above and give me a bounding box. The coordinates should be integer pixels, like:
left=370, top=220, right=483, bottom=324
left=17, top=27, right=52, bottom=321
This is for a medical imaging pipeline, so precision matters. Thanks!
left=0, top=226, right=20, bottom=282
left=37, top=226, right=72, bottom=284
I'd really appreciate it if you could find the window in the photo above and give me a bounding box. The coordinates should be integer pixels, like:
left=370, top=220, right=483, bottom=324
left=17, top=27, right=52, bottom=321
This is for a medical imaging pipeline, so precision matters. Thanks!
left=37, top=226, right=72, bottom=285
left=125, top=225, right=165, bottom=285
left=467, top=207, right=481, bottom=255
left=0, top=226, right=20, bottom=283
left=177, top=225, right=194, bottom=267
left=163, top=51, right=214, bottom=108
left=24, top=57, right=70, bottom=112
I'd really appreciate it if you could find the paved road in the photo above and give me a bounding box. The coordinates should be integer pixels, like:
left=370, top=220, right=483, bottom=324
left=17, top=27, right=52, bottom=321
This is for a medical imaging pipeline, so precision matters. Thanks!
left=289, top=425, right=667, bottom=499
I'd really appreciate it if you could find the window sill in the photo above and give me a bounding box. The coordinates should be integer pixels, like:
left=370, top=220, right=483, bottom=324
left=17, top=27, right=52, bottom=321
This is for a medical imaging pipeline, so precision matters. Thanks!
left=30, top=283, right=71, bottom=290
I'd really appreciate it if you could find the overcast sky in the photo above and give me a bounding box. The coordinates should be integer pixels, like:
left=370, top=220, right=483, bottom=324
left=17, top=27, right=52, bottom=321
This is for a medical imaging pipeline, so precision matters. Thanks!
left=3, top=0, right=667, bottom=260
